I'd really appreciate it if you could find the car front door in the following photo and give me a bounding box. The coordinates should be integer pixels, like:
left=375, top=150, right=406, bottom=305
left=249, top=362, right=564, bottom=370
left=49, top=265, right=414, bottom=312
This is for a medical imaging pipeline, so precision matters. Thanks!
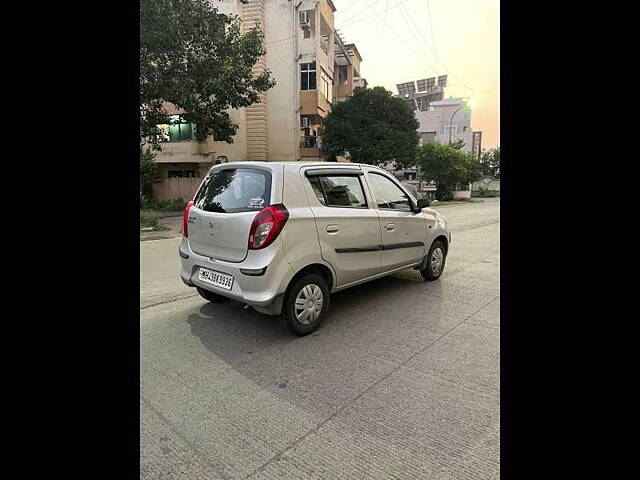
left=301, top=167, right=383, bottom=287
left=364, top=169, right=428, bottom=271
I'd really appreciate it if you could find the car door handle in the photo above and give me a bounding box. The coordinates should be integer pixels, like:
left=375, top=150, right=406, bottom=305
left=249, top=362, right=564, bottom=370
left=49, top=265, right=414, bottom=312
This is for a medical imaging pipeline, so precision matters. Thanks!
left=326, top=224, right=339, bottom=233
left=385, top=223, right=395, bottom=231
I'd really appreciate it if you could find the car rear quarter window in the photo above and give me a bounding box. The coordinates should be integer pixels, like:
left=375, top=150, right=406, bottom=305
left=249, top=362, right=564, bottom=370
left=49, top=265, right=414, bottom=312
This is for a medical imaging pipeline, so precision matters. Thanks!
left=193, top=168, right=271, bottom=213
left=308, top=175, right=368, bottom=208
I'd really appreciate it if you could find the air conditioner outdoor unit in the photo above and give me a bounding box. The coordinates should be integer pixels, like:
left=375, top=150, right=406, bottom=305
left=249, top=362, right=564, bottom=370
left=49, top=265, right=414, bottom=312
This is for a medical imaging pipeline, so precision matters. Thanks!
left=299, top=11, right=310, bottom=27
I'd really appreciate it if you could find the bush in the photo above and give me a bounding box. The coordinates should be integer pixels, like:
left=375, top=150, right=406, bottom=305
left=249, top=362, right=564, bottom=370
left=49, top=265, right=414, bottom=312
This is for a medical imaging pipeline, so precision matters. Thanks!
left=436, top=184, right=454, bottom=201
left=139, top=197, right=187, bottom=211
left=140, top=212, right=159, bottom=230
left=159, top=197, right=188, bottom=211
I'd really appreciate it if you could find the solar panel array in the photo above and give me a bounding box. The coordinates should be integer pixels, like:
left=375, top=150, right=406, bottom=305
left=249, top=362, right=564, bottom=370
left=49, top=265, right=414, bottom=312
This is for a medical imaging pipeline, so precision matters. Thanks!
left=396, top=81, right=416, bottom=96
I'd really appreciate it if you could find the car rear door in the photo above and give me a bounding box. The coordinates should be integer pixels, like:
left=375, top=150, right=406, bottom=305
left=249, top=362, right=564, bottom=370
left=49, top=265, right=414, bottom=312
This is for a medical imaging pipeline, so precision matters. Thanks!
left=301, top=167, right=383, bottom=287
left=363, top=168, right=428, bottom=271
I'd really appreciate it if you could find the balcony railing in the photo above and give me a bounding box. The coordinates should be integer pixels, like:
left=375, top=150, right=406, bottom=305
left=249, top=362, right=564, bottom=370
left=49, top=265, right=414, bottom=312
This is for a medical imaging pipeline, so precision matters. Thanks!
left=300, top=136, right=322, bottom=149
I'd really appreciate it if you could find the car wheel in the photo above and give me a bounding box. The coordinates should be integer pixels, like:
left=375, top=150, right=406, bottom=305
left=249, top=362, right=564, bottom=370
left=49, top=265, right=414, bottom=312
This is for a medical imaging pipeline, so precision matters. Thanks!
left=196, top=287, right=229, bottom=303
left=283, top=274, right=330, bottom=336
left=420, top=240, right=447, bottom=281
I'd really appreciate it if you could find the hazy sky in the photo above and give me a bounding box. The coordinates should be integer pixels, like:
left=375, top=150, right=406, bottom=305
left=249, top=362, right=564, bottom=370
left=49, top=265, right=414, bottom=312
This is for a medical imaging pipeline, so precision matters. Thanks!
left=332, top=0, right=500, bottom=148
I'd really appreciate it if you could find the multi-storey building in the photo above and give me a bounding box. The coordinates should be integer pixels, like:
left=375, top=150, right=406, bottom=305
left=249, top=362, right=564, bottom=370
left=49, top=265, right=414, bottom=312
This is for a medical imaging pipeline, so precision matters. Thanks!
left=150, top=0, right=365, bottom=200
left=416, top=97, right=476, bottom=153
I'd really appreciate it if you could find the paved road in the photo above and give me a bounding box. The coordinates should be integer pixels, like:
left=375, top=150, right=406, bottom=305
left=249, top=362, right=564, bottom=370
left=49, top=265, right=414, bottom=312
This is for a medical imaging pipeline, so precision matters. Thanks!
left=140, top=198, right=500, bottom=479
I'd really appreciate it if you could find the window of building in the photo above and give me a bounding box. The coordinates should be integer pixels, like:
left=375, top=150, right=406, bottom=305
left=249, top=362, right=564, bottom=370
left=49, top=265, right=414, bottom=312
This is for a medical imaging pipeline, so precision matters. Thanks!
left=301, top=62, right=317, bottom=90
left=443, top=125, right=458, bottom=135
left=167, top=170, right=196, bottom=178
left=368, top=173, right=412, bottom=211
left=308, top=175, right=368, bottom=208
left=157, top=115, right=194, bottom=142
left=416, top=96, right=430, bottom=111
left=337, top=65, right=348, bottom=84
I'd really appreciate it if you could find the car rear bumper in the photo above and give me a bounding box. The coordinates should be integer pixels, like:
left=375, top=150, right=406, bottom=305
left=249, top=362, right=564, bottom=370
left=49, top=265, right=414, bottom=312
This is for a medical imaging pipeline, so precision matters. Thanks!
left=179, top=237, right=295, bottom=315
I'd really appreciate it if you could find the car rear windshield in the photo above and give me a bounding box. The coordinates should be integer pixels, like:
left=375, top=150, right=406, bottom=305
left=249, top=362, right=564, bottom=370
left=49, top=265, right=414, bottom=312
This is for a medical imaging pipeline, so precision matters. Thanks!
left=193, top=168, right=272, bottom=213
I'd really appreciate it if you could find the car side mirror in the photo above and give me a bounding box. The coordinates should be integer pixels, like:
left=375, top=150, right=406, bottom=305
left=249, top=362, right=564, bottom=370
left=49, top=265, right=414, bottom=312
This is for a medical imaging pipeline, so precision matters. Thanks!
left=417, top=198, right=430, bottom=209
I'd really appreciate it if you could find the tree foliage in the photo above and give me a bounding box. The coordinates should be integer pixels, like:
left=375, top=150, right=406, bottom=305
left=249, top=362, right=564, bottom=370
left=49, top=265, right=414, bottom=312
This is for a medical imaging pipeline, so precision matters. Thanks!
left=416, top=142, right=482, bottom=200
left=140, top=0, right=275, bottom=149
left=140, top=148, right=161, bottom=200
left=479, top=147, right=500, bottom=178
left=449, top=139, right=466, bottom=151
left=320, top=87, right=420, bottom=167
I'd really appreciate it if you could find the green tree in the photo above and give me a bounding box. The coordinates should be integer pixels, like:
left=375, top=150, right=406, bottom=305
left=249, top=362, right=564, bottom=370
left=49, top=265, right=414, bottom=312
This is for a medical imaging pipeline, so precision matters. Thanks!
left=140, top=148, right=162, bottom=202
left=140, top=0, right=276, bottom=150
left=320, top=87, right=420, bottom=167
left=450, top=139, right=466, bottom=150
left=479, top=147, right=500, bottom=178
left=416, top=142, right=482, bottom=200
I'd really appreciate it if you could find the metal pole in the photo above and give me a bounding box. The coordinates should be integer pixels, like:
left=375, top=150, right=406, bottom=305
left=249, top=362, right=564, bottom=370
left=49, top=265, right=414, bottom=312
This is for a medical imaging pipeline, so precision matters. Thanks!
left=448, top=105, right=464, bottom=145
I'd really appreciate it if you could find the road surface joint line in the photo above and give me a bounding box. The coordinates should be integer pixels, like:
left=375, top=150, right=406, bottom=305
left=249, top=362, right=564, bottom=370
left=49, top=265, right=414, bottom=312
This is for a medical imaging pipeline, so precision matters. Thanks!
left=241, top=293, right=501, bottom=480
left=141, top=395, right=234, bottom=480
left=451, top=219, right=500, bottom=233
left=140, top=293, right=199, bottom=310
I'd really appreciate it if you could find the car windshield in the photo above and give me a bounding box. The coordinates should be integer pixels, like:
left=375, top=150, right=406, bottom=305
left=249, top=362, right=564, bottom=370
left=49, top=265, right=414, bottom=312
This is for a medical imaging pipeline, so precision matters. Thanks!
left=193, top=168, right=271, bottom=213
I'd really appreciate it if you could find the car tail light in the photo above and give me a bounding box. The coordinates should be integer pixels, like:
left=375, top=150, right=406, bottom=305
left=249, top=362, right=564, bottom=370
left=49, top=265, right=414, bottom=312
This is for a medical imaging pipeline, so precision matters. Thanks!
left=183, top=200, right=194, bottom=237
left=248, top=204, right=289, bottom=250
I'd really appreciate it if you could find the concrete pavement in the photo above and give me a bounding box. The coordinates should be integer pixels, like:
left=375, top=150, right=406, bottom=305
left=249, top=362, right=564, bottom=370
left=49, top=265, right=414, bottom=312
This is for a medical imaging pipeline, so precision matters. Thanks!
left=140, top=199, right=500, bottom=479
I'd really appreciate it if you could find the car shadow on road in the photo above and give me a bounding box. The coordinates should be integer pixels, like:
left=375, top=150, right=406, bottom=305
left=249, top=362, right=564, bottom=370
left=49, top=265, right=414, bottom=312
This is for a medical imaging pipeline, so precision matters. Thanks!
left=186, top=269, right=432, bottom=359
left=183, top=270, right=469, bottom=417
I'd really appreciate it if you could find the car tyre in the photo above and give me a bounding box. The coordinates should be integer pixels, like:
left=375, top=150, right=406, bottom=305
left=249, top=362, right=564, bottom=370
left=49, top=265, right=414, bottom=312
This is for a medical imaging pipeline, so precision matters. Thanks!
left=196, top=287, right=229, bottom=303
left=420, top=240, right=447, bottom=281
left=283, top=273, right=330, bottom=336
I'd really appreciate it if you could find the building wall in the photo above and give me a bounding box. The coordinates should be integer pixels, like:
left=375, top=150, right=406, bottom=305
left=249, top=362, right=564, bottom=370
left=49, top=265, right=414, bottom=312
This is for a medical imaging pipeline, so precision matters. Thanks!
left=265, top=0, right=296, bottom=160
left=472, top=176, right=500, bottom=192
left=415, top=100, right=474, bottom=153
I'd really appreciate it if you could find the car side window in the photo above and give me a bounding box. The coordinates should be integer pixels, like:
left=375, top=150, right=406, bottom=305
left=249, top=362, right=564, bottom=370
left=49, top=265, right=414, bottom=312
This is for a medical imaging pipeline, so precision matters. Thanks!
left=368, top=173, right=412, bottom=211
left=308, top=175, right=368, bottom=208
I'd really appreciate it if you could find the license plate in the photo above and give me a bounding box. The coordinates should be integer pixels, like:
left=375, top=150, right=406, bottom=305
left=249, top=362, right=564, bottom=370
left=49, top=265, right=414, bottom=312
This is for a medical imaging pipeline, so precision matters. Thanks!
left=198, top=268, right=234, bottom=291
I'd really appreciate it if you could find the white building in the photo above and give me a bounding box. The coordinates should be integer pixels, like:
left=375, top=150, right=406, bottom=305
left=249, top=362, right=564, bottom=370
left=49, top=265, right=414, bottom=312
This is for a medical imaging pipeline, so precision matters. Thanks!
left=415, top=97, right=479, bottom=154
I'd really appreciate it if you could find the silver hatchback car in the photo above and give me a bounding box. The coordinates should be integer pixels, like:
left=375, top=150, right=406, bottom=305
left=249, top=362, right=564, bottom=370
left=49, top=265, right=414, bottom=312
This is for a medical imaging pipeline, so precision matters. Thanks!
left=179, top=162, right=451, bottom=335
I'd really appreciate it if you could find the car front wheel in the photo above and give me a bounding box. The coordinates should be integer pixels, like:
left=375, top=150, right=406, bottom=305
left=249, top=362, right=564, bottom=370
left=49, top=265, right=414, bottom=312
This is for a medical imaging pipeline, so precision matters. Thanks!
left=420, top=240, right=447, bottom=281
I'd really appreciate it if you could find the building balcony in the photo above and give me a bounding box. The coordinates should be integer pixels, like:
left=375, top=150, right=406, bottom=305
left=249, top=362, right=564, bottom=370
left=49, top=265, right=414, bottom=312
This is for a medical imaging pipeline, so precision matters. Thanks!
left=300, top=90, right=331, bottom=118
left=300, top=136, right=322, bottom=149
left=153, top=141, right=210, bottom=163
left=300, top=136, right=323, bottom=158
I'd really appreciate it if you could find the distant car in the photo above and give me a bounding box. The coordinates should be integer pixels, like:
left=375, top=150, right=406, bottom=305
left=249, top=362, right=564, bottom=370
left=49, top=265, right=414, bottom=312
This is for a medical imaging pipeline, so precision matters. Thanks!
left=179, top=162, right=451, bottom=335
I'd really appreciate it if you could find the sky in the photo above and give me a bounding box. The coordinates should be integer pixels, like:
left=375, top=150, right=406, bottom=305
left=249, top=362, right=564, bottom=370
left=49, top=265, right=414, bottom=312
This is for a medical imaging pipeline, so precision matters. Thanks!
left=331, top=0, right=500, bottom=149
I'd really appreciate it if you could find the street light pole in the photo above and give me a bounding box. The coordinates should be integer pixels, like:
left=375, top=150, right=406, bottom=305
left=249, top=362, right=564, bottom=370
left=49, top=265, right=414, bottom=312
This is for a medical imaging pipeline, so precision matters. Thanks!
left=448, top=105, right=464, bottom=145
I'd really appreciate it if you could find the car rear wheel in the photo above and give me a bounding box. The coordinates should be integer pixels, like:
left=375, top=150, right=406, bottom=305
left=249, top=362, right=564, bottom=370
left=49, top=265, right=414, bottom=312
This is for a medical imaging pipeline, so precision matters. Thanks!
left=283, top=273, right=330, bottom=336
left=196, top=287, right=229, bottom=303
left=420, top=240, right=447, bottom=281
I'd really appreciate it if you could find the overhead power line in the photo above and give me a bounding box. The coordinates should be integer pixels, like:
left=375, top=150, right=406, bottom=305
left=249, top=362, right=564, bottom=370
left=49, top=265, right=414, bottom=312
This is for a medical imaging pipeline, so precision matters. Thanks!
left=339, top=0, right=384, bottom=25
left=339, top=0, right=410, bottom=27
left=426, top=0, right=438, bottom=76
